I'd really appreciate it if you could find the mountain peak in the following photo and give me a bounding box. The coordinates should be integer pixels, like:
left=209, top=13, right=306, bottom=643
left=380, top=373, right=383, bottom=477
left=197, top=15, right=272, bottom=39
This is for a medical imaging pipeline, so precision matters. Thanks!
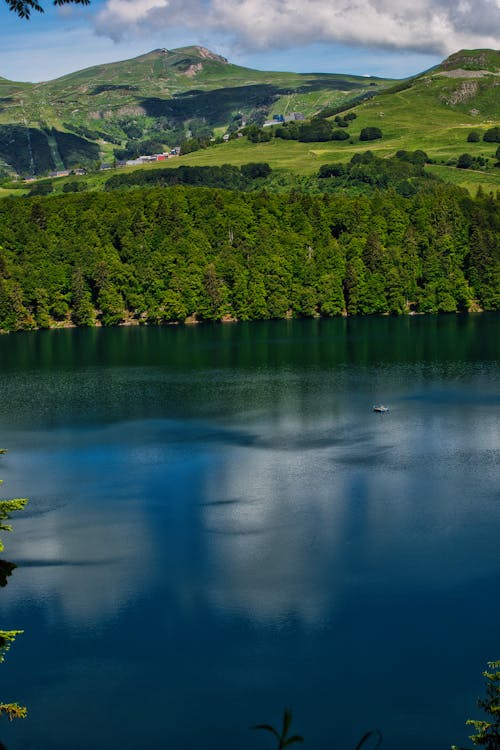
left=148, top=45, right=229, bottom=64
left=438, top=48, right=500, bottom=74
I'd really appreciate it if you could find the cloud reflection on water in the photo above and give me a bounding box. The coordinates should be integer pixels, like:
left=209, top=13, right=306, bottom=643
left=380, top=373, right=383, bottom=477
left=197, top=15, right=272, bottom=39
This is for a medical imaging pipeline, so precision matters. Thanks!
left=3, top=390, right=500, bottom=636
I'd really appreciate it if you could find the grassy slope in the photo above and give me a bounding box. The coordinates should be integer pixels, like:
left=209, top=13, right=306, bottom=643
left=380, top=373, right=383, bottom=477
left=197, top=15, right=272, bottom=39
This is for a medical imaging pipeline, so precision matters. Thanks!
left=0, top=46, right=391, bottom=176
left=0, top=47, right=388, bottom=129
left=2, top=48, right=498, bottom=193
left=129, top=49, right=499, bottom=193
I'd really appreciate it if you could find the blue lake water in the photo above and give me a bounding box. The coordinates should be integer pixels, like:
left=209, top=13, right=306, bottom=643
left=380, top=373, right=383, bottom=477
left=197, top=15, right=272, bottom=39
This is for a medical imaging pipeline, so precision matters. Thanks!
left=0, top=315, right=499, bottom=750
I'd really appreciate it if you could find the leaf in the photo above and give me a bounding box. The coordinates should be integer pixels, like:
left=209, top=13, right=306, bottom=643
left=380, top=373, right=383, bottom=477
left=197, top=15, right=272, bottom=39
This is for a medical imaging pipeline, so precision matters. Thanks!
left=283, top=734, right=304, bottom=747
left=253, top=723, right=281, bottom=741
left=353, top=729, right=383, bottom=750
left=0, top=702, right=27, bottom=720
left=282, top=707, right=292, bottom=739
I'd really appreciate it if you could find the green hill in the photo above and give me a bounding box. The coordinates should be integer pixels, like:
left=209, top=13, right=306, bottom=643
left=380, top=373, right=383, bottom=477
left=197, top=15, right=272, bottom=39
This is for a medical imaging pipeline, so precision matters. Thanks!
left=149, top=48, right=498, bottom=195
left=0, top=46, right=390, bottom=177
left=1, top=47, right=498, bottom=194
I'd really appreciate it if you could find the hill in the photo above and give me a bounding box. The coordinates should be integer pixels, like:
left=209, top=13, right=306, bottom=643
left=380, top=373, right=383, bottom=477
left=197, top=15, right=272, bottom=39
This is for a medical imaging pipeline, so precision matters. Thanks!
left=0, top=46, right=390, bottom=177
left=142, top=48, right=498, bottom=195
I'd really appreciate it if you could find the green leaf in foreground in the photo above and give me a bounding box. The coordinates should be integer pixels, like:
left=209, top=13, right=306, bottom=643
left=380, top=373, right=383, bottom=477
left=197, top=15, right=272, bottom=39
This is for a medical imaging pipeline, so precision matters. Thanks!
left=452, top=660, right=500, bottom=750
left=253, top=708, right=303, bottom=749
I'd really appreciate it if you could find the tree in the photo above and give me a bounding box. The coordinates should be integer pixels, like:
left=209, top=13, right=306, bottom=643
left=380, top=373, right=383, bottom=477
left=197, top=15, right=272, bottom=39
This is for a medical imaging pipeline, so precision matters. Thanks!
left=0, top=450, right=28, bottom=724
left=6, top=0, right=89, bottom=19
left=359, top=127, right=383, bottom=142
left=453, top=660, right=500, bottom=750
left=457, top=153, right=474, bottom=170
left=467, top=131, right=480, bottom=143
left=483, top=127, right=500, bottom=143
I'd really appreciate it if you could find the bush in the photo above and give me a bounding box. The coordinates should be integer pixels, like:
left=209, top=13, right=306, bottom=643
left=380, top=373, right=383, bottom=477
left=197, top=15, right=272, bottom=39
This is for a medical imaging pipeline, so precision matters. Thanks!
left=359, top=127, right=383, bottom=141
left=483, top=126, right=500, bottom=143
left=28, top=182, right=53, bottom=196
left=62, top=181, right=88, bottom=193
left=467, top=131, right=480, bottom=143
left=240, top=162, right=272, bottom=179
left=457, top=153, right=474, bottom=169
left=456, top=153, right=488, bottom=170
left=331, top=130, right=350, bottom=141
left=298, top=120, right=335, bottom=142
left=246, top=125, right=272, bottom=143
left=318, top=163, right=346, bottom=178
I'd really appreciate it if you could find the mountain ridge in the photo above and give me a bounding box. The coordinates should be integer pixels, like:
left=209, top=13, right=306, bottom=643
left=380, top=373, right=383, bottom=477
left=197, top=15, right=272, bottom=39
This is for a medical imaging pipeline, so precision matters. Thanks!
left=0, top=46, right=498, bottom=180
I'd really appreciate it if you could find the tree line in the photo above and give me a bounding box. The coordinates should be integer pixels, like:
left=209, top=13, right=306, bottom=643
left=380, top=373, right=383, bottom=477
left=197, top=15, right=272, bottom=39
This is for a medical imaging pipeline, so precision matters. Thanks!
left=0, top=182, right=498, bottom=331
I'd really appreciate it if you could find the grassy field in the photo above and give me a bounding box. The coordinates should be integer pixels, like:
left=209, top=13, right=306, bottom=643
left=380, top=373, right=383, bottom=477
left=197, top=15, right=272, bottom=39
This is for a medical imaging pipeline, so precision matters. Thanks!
left=23, top=135, right=498, bottom=198
left=0, top=186, right=29, bottom=197
left=426, top=164, right=499, bottom=195
left=122, top=58, right=499, bottom=193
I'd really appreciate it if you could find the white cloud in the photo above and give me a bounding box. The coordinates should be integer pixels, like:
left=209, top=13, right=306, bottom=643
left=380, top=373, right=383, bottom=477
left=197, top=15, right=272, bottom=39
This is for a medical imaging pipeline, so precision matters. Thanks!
left=93, top=0, right=500, bottom=55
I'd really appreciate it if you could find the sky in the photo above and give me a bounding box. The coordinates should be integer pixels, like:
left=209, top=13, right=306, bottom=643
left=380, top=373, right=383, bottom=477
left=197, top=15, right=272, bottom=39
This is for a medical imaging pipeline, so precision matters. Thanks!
left=0, top=0, right=499, bottom=83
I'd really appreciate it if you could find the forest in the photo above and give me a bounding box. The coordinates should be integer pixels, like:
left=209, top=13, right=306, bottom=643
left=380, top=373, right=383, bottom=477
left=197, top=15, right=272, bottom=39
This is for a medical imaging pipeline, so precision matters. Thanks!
left=0, top=181, right=498, bottom=331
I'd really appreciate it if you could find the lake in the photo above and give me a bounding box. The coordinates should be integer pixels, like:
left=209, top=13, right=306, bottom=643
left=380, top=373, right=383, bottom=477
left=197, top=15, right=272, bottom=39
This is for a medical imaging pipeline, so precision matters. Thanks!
left=0, top=315, right=499, bottom=750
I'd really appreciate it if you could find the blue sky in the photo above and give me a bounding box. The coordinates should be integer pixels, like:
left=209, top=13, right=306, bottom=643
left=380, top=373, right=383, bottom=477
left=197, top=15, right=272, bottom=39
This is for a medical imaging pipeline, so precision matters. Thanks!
left=0, top=0, right=498, bottom=83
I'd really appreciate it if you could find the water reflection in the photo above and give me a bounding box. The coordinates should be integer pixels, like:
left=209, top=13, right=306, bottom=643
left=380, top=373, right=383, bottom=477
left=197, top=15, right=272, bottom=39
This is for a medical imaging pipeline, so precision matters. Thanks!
left=0, top=317, right=498, bottom=750
left=2, top=436, right=155, bottom=628
left=2, top=398, right=500, bottom=633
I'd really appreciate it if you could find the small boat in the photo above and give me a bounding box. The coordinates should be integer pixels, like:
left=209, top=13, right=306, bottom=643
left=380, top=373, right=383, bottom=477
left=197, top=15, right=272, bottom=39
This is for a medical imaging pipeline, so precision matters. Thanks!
left=373, top=405, right=389, bottom=413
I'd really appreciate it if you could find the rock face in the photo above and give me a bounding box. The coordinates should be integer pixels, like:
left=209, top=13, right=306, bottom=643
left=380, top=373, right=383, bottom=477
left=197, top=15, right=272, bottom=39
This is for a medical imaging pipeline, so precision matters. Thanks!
left=193, top=46, right=228, bottom=64
left=442, top=80, right=479, bottom=105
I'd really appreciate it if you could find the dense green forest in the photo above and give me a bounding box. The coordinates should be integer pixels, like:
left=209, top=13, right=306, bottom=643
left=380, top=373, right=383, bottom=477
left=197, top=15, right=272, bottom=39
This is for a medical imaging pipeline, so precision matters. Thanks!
left=104, top=163, right=273, bottom=192
left=0, top=182, right=498, bottom=331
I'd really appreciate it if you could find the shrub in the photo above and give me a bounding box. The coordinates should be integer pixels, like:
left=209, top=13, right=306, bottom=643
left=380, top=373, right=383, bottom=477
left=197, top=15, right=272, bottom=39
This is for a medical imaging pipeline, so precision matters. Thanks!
left=457, top=153, right=474, bottom=169
left=240, top=162, right=272, bottom=179
left=331, top=130, right=350, bottom=141
left=359, top=127, right=383, bottom=141
left=467, top=131, right=480, bottom=143
left=483, top=127, right=500, bottom=143
left=318, top=163, right=346, bottom=178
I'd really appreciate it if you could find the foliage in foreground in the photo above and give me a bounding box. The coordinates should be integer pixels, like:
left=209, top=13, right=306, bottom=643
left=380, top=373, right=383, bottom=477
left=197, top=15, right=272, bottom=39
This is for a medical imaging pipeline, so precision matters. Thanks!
left=254, top=708, right=304, bottom=749
left=5, top=0, right=88, bottom=19
left=0, top=454, right=28, bottom=723
left=453, top=661, right=500, bottom=750
left=254, top=708, right=383, bottom=750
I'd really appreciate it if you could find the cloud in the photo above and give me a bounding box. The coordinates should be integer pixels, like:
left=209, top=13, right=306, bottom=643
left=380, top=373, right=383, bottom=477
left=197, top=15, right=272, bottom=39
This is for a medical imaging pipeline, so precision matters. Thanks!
left=93, top=0, right=500, bottom=55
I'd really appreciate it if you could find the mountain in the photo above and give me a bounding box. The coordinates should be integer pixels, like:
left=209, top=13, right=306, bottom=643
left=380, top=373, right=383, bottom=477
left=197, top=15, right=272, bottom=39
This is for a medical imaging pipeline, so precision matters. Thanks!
left=157, top=48, right=499, bottom=196
left=0, top=46, right=391, bottom=177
